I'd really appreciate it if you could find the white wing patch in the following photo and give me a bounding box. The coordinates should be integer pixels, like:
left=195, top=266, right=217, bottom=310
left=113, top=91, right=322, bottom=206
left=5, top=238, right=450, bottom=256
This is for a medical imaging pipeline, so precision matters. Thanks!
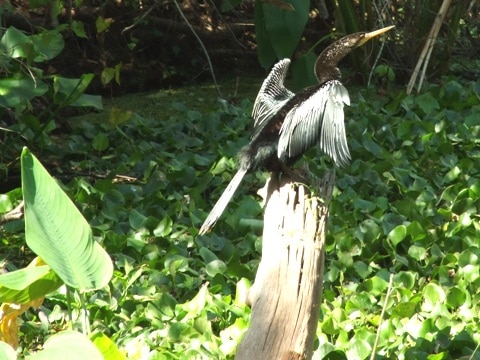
left=277, top=80, right=351, bottom=167
left=252, top=59, right=295, bottom=129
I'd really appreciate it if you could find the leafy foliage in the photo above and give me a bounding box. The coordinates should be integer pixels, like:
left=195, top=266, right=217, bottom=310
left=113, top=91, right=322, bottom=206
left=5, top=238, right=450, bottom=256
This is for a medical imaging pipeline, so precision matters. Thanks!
left=2, top=74, right=480, bottom=358
left=0, top=25, right=102, bottom=161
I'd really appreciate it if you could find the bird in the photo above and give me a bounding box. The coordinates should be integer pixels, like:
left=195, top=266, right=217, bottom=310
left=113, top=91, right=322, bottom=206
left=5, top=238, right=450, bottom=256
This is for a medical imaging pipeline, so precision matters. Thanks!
left=199, top=26, right=394, bottom=235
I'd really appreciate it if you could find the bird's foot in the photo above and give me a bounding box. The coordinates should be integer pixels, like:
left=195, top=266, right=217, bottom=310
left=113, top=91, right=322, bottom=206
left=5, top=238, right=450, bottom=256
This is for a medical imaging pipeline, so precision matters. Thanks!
left=279, top=164, right=310, bottom=185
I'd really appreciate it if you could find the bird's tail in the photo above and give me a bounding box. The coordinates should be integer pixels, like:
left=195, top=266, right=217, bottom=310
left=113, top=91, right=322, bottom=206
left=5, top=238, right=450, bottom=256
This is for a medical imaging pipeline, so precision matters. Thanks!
left=199, top=167, right=248, bottom=235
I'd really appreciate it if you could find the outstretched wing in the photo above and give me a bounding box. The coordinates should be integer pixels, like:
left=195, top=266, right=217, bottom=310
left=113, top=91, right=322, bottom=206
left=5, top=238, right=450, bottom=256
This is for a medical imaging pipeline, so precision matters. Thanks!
left=252, top=59, right=295, bottom=129
left=277, top=80, right=351, bottom=167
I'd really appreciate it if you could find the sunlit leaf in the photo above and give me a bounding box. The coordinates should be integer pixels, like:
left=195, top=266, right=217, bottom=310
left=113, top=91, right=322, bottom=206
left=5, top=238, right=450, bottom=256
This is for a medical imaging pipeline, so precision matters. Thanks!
left=0, top=260, right=63, bottom=304
left=91, top=332, right=125, bottom=360
left=422, top=283, right=446, bottom=312
left=388, top=225, right=406, bottom=246
left=0, top=341, right=16, bottom=360
left=21, top=148, right=113, bottom=291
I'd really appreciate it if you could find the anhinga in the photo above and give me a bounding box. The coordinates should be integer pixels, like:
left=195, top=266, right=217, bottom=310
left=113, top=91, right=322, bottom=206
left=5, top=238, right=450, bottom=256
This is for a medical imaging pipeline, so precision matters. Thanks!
left=199, top=26, right=394, bottom=235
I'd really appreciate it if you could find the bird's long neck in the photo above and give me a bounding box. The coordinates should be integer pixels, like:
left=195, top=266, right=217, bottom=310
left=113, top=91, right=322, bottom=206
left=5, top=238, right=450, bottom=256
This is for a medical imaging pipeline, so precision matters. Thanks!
left=314, top=40, right=354, bottom=85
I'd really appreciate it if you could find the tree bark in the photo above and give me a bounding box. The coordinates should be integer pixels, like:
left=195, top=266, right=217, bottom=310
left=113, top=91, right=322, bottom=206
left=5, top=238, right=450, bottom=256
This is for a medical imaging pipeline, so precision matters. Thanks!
left=236, top=172, right=335, bottom=360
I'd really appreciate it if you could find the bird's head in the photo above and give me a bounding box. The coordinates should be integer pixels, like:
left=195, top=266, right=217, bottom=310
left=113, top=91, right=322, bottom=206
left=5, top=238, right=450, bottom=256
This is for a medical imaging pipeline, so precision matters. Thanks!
left=314, top=25, right=394, bottom=84
left=346, top=25, right=395, bottom=49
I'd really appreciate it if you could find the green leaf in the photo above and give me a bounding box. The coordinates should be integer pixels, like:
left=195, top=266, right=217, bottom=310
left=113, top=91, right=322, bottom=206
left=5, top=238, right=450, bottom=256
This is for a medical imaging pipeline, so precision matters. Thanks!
left=415, top=92, right=440, bottom=114
left=406, top=221, right=426, bottom=241
left=346, top=339, right=371, bottom=360
left=393, top=271, right=416, bottom=289
left=291, top=52, right=317, bottom=89
left=388, top=225, right=406, bottom=246
left=391, top=300, right=419, bottom=318
left=408, top=245, right=427, bottom=261
left=73, top=93, right=103, bottom=110
left=0, top=264, right=63, bottom=304
left=153, top=216, right=173, bottom=237
left=0, top=75, right=48, bottom=107
left=445, top=286, right=467, bottom=309
left=96, top=16, right=114, bottom=33
left=263, top=0, right=309, bottom=59
left=92, top=133, right=110, bottom=151
left=21, top=147, right=113, bottom=291
left=71, top=20, right=88, bottom=39
left=0, top=194, right=13, bottom=213
left=27, top=330, right=103, bottom=360
left=206, top=260, right=227, bottom=277
left=129, top=209, right=147, bottom=230
left=255, top=0, right=309, bottom=68
left=254, top=2, right=277, bottom=68
left=0, top=342, right=16, bottom=360
left=421, top=283, right=446, bottom=312
left=30, top=29, right=65, bottom=62
left=90, top=332, right=125, bottom=360
left=0, top=264, right=49, bottom=291
left=53, top=74, right=103, bottom=109
left=0, top=26, right=35, bottom=61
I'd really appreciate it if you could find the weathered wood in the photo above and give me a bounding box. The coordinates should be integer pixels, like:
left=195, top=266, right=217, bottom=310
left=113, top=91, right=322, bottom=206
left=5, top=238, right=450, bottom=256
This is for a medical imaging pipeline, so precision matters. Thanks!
left=236, top=172, right=335, bottom=360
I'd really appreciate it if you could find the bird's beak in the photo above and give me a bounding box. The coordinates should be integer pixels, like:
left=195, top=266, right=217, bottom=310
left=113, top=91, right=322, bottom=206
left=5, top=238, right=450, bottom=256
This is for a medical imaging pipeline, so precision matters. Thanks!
left=357, top=25, right=395, bottom=47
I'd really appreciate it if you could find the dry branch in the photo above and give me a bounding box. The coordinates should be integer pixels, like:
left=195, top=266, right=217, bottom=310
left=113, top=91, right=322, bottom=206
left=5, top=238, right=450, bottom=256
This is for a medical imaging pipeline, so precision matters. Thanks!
left=406, top=0, right=453, bottom=94
left=236, top=172, right=334, bottom=360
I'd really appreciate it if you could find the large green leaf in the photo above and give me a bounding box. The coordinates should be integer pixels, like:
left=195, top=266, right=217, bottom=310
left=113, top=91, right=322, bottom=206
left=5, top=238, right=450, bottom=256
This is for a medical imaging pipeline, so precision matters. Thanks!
left=21, top=148, right=113, bottom=291
left=27, top=331, right=103, bottom=360
left=255, top=0, right=309, bottom=68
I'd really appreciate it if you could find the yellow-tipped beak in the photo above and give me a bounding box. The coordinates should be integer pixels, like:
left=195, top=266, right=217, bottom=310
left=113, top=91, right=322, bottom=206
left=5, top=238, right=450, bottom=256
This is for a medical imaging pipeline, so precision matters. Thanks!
left=357, top=25, right=395, bottom=46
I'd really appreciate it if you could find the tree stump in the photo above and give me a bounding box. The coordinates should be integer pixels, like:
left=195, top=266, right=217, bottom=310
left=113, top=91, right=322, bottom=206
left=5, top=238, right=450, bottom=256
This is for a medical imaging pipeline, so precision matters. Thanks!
left=235, top=172, right=335, bottom=360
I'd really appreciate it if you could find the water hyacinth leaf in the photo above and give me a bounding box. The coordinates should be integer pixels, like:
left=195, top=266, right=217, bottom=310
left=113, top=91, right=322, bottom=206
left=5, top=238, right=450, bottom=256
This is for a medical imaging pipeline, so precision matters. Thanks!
left=422, top=283, right=446, bottom=312
left=21, top=148, right=113, bottom=291
left=346, top=339, right=371, bottom=360
left=393, top=271, right=416, bottom=289
left=445, top=286, right=467, bottom=309
left=129, top=209, right=147, bottom=230
left=388, top=225, right=406, bottom=246
left=391, top=300, right=418, bottom=318
left=406, top=221, right=426, bottom=241
left=199, top=247, right=218, bottom=263
left=408, top=245, right=427, bottom=261
left=92, top=133, right=110, bottom=151
left=206, top=260, right=227, bottom=277
left=153, top=216, right=173, bottom=237
left=415, top=92, right=440, bottom=114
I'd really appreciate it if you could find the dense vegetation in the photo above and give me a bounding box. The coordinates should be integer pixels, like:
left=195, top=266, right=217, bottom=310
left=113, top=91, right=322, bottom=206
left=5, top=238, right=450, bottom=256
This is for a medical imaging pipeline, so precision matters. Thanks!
left=1, top=0, right=480, bottom=359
